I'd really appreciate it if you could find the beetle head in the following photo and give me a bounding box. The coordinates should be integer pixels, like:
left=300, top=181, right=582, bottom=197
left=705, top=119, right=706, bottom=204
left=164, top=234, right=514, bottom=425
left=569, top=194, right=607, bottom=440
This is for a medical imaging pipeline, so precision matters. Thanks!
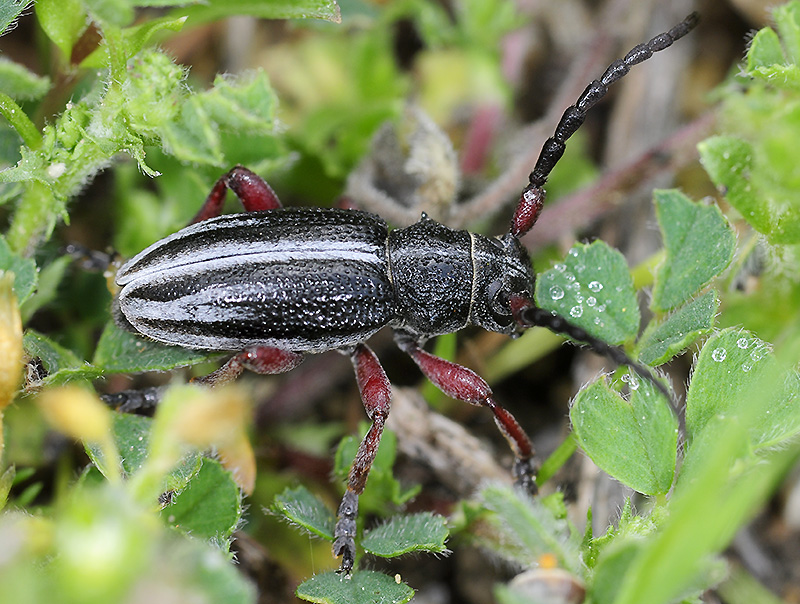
left=470, top=232, right=535, bottom=336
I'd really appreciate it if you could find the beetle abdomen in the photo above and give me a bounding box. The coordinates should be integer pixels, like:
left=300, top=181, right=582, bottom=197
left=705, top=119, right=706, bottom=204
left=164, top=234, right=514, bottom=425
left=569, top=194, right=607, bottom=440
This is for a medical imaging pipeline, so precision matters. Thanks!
left=116, top=209, right=396, bottom=352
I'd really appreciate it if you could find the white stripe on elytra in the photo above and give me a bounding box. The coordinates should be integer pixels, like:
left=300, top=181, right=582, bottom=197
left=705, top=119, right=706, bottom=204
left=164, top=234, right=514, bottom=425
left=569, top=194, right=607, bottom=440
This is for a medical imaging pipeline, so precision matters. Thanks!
left=117, top=237, right=382, bottom=285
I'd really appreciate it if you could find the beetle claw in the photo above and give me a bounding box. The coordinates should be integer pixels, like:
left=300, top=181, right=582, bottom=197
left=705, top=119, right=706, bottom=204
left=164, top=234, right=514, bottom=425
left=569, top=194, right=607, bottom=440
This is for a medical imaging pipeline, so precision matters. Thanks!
left=333, top=537, right=356, bottom=574
left=333, top=489, right=359, bottom=573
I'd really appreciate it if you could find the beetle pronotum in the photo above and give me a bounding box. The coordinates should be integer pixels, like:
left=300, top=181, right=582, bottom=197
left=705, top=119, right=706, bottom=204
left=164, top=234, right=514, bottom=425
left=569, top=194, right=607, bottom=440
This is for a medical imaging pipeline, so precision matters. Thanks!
left=114, top=13, right=698, bottom=572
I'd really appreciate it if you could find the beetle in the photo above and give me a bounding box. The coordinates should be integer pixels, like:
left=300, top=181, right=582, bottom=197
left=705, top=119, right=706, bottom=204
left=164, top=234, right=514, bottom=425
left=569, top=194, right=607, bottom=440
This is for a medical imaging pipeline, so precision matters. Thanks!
left=113, top=13, right=697, bottom=573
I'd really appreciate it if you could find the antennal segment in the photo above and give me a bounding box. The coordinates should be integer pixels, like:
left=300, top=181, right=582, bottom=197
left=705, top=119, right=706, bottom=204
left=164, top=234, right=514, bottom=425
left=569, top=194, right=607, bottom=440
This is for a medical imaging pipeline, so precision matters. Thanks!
left=511, top=12, right=699, bottom=238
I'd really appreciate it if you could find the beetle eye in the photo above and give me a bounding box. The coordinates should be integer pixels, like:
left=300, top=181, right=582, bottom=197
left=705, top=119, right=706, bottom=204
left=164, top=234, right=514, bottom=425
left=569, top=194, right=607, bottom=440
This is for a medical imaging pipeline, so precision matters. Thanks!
left=487, top=279, right=510, bottom=317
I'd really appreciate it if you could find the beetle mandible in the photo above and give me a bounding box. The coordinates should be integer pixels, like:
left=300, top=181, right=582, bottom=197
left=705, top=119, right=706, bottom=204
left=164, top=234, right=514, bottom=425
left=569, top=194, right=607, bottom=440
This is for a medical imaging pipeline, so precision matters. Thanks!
left=113, top=13, right=698, bottom=573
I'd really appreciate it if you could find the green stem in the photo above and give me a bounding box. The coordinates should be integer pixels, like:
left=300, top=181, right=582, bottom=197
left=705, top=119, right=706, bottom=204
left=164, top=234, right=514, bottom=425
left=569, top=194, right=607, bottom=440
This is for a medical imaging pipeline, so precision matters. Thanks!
left=0, top=92, right=42, bottom=150
left=484, top=328, right=563, bottom=384
left=536, top=432, right=578, bottom=486
left=6, top=181, right=57, bottom=256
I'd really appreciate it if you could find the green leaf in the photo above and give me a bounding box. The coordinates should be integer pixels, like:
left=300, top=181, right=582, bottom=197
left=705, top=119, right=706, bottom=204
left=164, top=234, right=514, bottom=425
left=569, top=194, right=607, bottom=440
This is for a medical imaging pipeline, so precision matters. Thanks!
left=20, top=255, right=71, bottom=323
left=700, top=135, right=800, bottom=244
left=0, top=466, right=14, bottom=510
left=84, top=0, right=134, bottom=28
left=23, top=330, right=103, bottom=385
left=272, top=485, right=336, bottom=541
left=35, top=0, right=87, bottom=59
left=80, top=15, right=188, bottom=69
left=297, top=570, right=414, bottom=604
left=536, top=432, right=578, bottom=486
left=155, top=70, right=282, bottom=168
left=612, top=384, right=796, bottom=604
left=163, top=457, right=242, bottom=543
left=747, top=27, right=786, bottom=71
left=590, top=539, right=642, bottom=604
left=0, top=91, right=42, bottom=150
left=685, top=328, right=800, bottom=450
left=177, top=0, right=342, bottom=26
left=0, top=0, right=30, bottom=36
left=774, top=0, right=800, bottom=65
left=570, top=376, right=677, bottom=495
left=651, top=189, right=736, bottom=312
left=0, top=58, right=51, bottom=101
left=164, top=535, right=257, bottom=603
left=535, top=240, right=640, bottom=345
left=636, top=290, right=719, bottom=366
left=85, top=413, right=202, bottom=490
left=160, top=95, right=223, bottom=165
left=698, top=136, right=769, bottom=230
left=201, top=72, right=278, bottom=133
left=136, top=0, right=201, bottom=5
left=361, top=512, right=449, bottom=558
left=93, top=320, right=218, bottom=374
left=479, top=484, right=580, bottom=572
left=0, top=235, right=36, bottom=302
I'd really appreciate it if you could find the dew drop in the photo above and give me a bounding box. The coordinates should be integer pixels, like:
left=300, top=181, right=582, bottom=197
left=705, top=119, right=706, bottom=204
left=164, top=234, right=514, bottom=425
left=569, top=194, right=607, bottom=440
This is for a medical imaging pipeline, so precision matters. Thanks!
left=565, top=273, right=576, bottom=283
left=737, top=337, right=749, bottom=349
left=589, top=281, right=603, bottom=292
left=622, top=373, right=639, bottom=390
left=597, top=304, right=606, bottom=313
left=712, top=347, right=727, bottom=362
left=550, top=285, right=565, bottom=300
left=587, top=296, right=597, bottom=307
left=555, top=263, right=566, bottom=272
left=742, top=363, right=752, bottom=373
left=575, top=293, right=584, bottom=303
left=750, top=348, right=764, bottom=362
left=569, top=248, right=579, bottom=257
left=570, top=305, right=583, bottom=318
left=576, top=263, right=586, bottom=273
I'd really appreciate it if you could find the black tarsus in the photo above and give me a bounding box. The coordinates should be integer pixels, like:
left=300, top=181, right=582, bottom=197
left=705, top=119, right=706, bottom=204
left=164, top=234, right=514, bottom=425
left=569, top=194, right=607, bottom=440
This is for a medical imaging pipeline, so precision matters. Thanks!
left=101, top=386, right=166, bottom=414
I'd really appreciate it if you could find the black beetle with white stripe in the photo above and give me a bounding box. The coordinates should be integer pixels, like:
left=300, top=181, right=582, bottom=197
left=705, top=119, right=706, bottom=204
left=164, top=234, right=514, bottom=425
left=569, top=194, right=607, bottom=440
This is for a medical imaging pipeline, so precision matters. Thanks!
left=113, top=13, right=696, bottom=573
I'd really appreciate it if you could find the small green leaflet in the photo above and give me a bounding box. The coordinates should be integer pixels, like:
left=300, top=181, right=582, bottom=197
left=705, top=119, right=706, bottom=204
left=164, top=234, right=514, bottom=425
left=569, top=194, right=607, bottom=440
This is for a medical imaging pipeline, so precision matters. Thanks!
left=535, top=240, right=639, bottom=345
left=651, top=189, right=735, bottom=312
left=297, top=570, right=414, bottom=604
left=636, top=290, right=718, bottom=366
left=361, top=512, right=449, bottom=558
left=570, top=377, right=677, bottom=496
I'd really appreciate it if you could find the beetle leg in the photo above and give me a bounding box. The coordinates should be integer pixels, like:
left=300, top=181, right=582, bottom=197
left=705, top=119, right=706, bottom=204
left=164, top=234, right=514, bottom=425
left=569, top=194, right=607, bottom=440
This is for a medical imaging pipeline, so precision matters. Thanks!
left=334, top=343, right=392, bottom=573
left=194, top=345, right=304, bottom=386
left=394, top=332, right=537, bottom=494
left=191, top=166, right=283, bottom=224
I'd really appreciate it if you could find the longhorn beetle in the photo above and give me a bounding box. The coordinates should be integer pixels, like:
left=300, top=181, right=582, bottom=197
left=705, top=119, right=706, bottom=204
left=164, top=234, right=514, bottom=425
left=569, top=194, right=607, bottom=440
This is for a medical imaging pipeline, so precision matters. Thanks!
left=113, top=13, right=697, bottom=573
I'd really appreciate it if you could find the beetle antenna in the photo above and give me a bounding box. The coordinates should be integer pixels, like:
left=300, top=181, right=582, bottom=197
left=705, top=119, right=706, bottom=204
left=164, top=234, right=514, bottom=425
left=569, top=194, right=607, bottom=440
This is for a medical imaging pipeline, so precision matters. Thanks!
left=510, top=12, right=699, bottom=238
left=512, top=299, right=673, bottom=405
